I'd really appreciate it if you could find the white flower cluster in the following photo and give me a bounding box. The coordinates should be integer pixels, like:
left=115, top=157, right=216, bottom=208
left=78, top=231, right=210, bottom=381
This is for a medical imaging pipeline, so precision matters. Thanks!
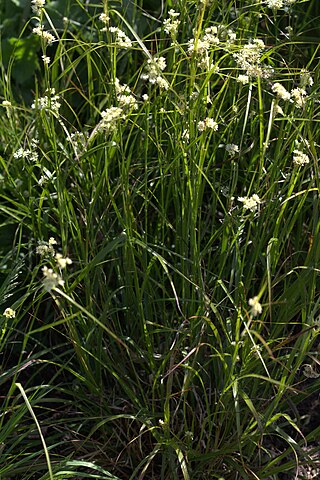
left=188, top=27, right=220, bottom=70
left=39, top=239, right=72, bottom=291
left=3, top=307, right=16, bottom=319
left=31, top=0, right=46, bottom=15
left=42, top=266, right=65, bottom=291
left=238, top=194, right=261, bottom=212
left=163, top=9, right=180, bottom=39
left=197, top=117, right=218, bottom=132
left=272, top=83, right=291, bottom=101
left=99, top=13, right=110, bottom=25
left=292, top=150, right=310, bottom=166
left=248, top=296, right=262, bottom=317
left=55, top=253, right=72, bottom=269
left=266, top=0, right=297, bottom=9
left=36, top=237, right=57, bottom=256
left=32, top=25, right=56, bottom=44
left=271, top=81, right=309, bottom=108
left=13, top=138, right=39, bottom=163
left=31, top=88, right=61, bottom=116
left=234, top=39, right=271, bottom=78
left=141, top=56, right=169, bottom=90
left=226, top=143, right=239, bottom=156
left=114, top=78, right=138, bottom=111
left=291, top=87, right=307, bottom=108
left=237, top=74, right=250, bottom=85
left=97, top=107, right=124, bottom=135
left=109, top=27, right=132, bottom=49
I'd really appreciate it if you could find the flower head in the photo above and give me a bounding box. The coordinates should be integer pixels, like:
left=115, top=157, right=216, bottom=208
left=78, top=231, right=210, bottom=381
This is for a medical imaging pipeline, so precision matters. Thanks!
left=238, top=194, right=261, bottom=212
left=293, top=150, right=310, bottom=166
left=248, top=297, right=262, bottom=317
left=226, top=144, right=239, bottom=156
left=3, top=308, right=16, bottom=319
left=272, top=83, right=291, bottom=101
left=55, top=253, right=72, bottom=269
left=36, top=237, right=57, bottom=256
left=197, top=118, right=218, bottom=132
left=42, top=266, right=64, bottom=291
left=31, top=88, right=61, bottom=116
left=31, top=0, right=46, bottom=14
left=163, top=9, right=180, bottom=38
left=109, top=27, right=132, bottom=48
left=32, top=26, right=56, bottom=45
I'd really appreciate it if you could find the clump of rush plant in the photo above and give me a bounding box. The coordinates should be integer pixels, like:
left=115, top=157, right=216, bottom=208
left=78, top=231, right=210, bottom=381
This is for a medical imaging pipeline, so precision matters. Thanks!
left=0, top=0, right=320, bottom=479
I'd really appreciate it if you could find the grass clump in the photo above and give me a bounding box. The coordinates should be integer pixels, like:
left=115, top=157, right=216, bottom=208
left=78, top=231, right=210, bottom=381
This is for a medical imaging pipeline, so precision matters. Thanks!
left=0, top=0, right=320, bottom=478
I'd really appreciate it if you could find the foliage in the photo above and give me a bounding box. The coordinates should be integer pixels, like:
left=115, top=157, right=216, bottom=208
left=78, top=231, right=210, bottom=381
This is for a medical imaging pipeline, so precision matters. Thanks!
left=0, top=0, right=320, bottom=479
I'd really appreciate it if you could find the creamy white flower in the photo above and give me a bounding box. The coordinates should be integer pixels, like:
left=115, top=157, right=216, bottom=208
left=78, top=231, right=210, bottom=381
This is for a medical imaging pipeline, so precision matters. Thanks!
left=163, top=9, right=180, bottom=37
left=109, top=27, right=132, bottom=48
left=293, top=150, right=310, bottom=166
left=42, top=266, right=64, bottom=291
left=197, top=118, right=218, bottom=132
left=266, top=0, right=283, bottom=8
left=99, top=13, right=110, bottom=24
left=238, top=194, right=261, bottom=212
left=291, top=88, right=307, bottom=108
left=3, top=308, right=16, bottom=318
left=237, top=74, right=249, bottom=85
left=42, top=55, right=51, bottom=65
left=31, top=0, right=45, bottom=14
left=33, top=26, right=56, bottom=44
left=226, top=144, right=239, bottom=156
left=141, top=57, right=168, bottom=89
left=248, top=297, right=262, bottom=317
left=55, top=253, right=72, bottom=269
left=31, top=88, right=61, bottom=115
left=272, top=83, right=290, bottom=101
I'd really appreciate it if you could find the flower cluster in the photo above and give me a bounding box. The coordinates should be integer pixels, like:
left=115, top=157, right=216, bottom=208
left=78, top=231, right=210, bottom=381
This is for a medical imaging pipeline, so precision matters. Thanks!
left=266, top=0, right=297, bottom=9
left=31, top=88, right=61, bottom=116
left=114, top=78, right=138, bottom=111
left=291, top=87, right=307, bottom=108
left=271, top=82, right=309, bottom=108
left=234, top=39, right=271, bottom=78
left=141, top=56, right=169, bottom=90
left=163, top=9, right=180, bottom=40
left=238, top=194, right=261, bottom=212
left=109, top=27, right=132, bottom=49
left=272, top=83, right=291, bottom=101
left=226, top=144, right=239, bottom=156
left=42, top=55, right=51, bottom=65
left=32, top=25, right=56, bottom=44
left=197, top=117, right=218, bottom=132
left=96, top=107, right=124, bottom=135
left=292, top=150, right=310, bottom=166
left=99, top=13, right=110, bottom=25
left=55, top=253, right=72, bottom=269
left=188, top=27, right=220, bottom=70
left=42, top=266, right=65, bottom=291
left=13, top=139, right=39, bottom=163
left=39, top=238, right=72, bottom=291
left=3, top=308, right=16, bottom=319
left=36, top=237, right=57, bottom=256
left=31, top=0, right=45, bottom=15
left=248, top=297, right=262, bottom=317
